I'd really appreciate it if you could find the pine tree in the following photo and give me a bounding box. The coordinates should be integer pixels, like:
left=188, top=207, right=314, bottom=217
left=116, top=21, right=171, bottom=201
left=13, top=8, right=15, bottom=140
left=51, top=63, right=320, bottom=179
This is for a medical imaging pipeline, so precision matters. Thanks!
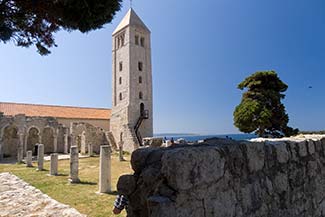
left=233, top=70, right=299, bottom=137
left=0, top=0, right=122, bottom=55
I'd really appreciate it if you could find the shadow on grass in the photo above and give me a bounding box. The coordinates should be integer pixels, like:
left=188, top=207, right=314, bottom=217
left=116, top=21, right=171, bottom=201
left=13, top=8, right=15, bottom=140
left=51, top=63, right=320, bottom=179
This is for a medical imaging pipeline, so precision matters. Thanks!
left=108, top=190, right=119, bottom=195
left=78, top=180, right=97, bottom=185
left=36, top=169, right=49, bottom=172
left=56, top=174, right=68, bottom=177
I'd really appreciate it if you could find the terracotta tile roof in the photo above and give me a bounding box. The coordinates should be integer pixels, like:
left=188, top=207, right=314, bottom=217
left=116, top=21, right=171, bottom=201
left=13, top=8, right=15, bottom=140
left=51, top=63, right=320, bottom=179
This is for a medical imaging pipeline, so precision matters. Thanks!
left=0, top=102, right=111, bottom=120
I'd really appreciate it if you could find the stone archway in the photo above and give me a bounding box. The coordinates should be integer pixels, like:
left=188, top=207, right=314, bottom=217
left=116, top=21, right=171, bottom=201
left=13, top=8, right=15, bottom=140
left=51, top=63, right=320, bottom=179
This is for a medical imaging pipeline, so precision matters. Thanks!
left=42, top=128, right=54, bottom=154
left=27, top=127, right=40, bottom=155
left=2, top=125, right=19, bottom=159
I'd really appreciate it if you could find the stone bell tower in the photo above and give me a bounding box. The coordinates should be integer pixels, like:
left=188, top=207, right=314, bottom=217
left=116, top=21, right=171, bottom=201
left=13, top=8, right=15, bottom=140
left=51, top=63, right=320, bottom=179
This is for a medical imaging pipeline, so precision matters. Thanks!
left=110, top=9, right=153, bottom=152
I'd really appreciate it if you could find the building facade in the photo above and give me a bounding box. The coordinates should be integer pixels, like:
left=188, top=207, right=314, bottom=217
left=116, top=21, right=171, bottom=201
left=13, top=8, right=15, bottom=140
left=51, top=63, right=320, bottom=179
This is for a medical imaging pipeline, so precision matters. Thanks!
left=0, top=103, right=110, bottom=160
left=0, top=102, right=111, bottom=131
left=110, top=9, right=153, bottom=152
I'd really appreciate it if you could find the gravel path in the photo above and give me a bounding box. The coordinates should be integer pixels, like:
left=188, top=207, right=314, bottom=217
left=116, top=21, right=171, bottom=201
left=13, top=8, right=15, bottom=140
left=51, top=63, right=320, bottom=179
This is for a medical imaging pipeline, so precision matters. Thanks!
left=0, top=172, right=86, bottom=217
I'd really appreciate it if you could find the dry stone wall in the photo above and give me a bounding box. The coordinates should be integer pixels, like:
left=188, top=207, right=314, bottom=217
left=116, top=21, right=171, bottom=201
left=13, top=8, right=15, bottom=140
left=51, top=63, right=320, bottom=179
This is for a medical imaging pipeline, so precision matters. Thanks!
left=117, top=135, right=325, bottom=217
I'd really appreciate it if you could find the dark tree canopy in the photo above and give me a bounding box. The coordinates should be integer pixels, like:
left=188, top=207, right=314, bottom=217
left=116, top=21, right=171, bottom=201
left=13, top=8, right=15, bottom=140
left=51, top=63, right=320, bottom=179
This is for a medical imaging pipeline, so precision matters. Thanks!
left=0, top=0, right=122, bottom=55
left=234, top=71, right=299, bottom=137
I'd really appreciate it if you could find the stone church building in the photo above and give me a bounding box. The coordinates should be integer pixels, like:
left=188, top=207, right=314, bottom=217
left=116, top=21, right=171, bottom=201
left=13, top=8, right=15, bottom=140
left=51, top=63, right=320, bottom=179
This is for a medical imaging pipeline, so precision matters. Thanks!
left=0, top=8, right=153, bottom=161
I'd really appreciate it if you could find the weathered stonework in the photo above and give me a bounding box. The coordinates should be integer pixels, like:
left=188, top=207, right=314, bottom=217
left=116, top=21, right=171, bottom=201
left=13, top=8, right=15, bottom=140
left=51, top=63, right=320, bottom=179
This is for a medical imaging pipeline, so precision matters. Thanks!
left=119, top=141, right=126, bottom=161
left=0, top=113, right=110, bottom=161
left=69, top=146, right=80, bottom=183
left=50, top=153, right=58, bottom=176
left=70, top=122, right=109, bottom=154
left=117, top=135, right=325, bottom=217
left=80, top=131, right=86, bottom=154
left=0, top=114, right=64, bottom=159
left=37, top=144, right=44, bottom=171
left=64, top=131, right=69, bottom=154
left=110, top=9, right=153, bottom=153
left=0, top=172, right=85, bottom=216
left=26, top=150, right=33, bottom=167
left=98, top=145, right=112, bottom=193
left=0, top=142, right=3, bottom=161
left=88, top=143, right=93, bottom=157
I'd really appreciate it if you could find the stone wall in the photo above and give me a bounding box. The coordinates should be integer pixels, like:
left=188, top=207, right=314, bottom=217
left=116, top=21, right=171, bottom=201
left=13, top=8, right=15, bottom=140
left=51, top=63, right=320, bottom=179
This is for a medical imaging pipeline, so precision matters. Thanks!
left=0, top=113, right=110, bottom=161
left=57, top=118, right=110, bottom=131
left=117, top=135, right=325, bottom=217
left=70, top=122, right=109, bottom=154
left=0, top=114, right=63, bottom=158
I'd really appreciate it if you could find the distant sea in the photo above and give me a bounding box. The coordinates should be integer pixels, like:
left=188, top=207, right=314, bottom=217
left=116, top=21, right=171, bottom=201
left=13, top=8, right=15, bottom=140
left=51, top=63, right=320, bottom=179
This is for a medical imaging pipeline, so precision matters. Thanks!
left=154, top=134, right=257, bottom=142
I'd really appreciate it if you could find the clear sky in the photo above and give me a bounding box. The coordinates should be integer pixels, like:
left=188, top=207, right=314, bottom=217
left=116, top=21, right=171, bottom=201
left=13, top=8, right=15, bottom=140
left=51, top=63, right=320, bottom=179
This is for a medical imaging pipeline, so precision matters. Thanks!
left=0, top=0, right=325, bottom=134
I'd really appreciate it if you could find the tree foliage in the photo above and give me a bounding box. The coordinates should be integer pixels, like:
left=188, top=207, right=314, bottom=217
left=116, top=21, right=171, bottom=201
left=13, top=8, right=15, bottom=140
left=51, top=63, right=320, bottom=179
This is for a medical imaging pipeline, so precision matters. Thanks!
left=234, top=71, right=299, bottom=137
left=0, top=0, right=122, bottom=55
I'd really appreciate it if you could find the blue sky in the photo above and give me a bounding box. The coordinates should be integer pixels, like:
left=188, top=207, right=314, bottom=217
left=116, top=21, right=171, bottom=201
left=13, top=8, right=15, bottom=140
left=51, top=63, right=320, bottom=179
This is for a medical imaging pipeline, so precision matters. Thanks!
left=1, top=0, right=325, bottom=134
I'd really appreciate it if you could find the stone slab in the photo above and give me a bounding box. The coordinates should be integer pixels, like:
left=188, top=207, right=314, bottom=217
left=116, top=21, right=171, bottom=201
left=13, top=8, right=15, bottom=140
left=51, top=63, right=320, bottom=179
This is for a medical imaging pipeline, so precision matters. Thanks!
left=0, top=172, right=85, bottom=217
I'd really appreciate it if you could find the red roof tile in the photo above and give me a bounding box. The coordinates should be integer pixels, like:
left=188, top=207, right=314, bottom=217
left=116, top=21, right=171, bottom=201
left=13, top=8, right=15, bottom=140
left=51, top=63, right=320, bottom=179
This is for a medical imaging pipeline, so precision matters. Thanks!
left=0, top=102, right=111, bottom=120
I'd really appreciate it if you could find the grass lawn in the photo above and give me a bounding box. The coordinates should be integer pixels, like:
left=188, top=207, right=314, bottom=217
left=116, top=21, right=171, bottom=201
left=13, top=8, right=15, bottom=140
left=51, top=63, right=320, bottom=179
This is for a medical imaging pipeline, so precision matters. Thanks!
left=0, top=154, right=133, bottom=217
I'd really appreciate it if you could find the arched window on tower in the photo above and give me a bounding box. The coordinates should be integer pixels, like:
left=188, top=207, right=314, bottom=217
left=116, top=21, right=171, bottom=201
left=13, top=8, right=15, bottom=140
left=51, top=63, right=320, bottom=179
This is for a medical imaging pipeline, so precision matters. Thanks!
left=140, top=37, right=145, bottom=47
left=138, top=62, right=143, bottom=71
left=139, top=92, right=143, bottom=100
left=119, top=77, right=122, bottom=85
left=117, top=37, right=120, bottom=48
left=140, top=103, right=145, bottom=116
left=116, top=32, right=125, bottom=49
left=135, top=35, right=139, bottom=45
left=139, top=76, right=142, bottom=84
left=119, top=62, right=123, bottom=71
left=119, top=93, right=122, bottom=101
left=120, top=34, right=125, bottom=47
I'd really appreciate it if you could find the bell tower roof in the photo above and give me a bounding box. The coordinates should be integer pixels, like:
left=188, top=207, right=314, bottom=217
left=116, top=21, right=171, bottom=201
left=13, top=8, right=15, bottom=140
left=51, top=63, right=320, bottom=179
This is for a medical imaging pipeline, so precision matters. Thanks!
left=112, top=8, right=150, bottom=35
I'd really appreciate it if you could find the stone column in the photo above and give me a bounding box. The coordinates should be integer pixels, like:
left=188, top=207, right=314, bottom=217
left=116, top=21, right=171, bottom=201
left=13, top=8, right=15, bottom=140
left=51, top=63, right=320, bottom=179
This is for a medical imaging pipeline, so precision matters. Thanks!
left=37, top=144, right=44, bottom=171
left=50, top=153, right=58, bottom=176
left=88, top=143, right=93, bottom=157
left=119, top=141, right=126, bottom=161
left=17, top=133, right=24, bottom=163
left=26, top=151, right=33, bottom=167
left=53, top=135, right=58, bottom=153
left=64, top=134, right=69, bottom=154
left=80, top=133, right=86, bottom=155
left=0, top=142, right=3, bottom=161
left=69, top=146, right=80, bottom=183
left=17, top=147, right=23, bottom=163
left=98, top=145, right=112, bottom=193
left=71, top=135, right=75, bottom=148
left=24, top=136, right=28, bottom=157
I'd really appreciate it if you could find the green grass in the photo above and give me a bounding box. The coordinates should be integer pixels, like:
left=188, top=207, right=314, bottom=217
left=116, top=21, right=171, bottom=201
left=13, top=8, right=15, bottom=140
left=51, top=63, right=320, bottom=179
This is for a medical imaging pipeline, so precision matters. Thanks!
left=0, top=155, right=133, bottom=217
